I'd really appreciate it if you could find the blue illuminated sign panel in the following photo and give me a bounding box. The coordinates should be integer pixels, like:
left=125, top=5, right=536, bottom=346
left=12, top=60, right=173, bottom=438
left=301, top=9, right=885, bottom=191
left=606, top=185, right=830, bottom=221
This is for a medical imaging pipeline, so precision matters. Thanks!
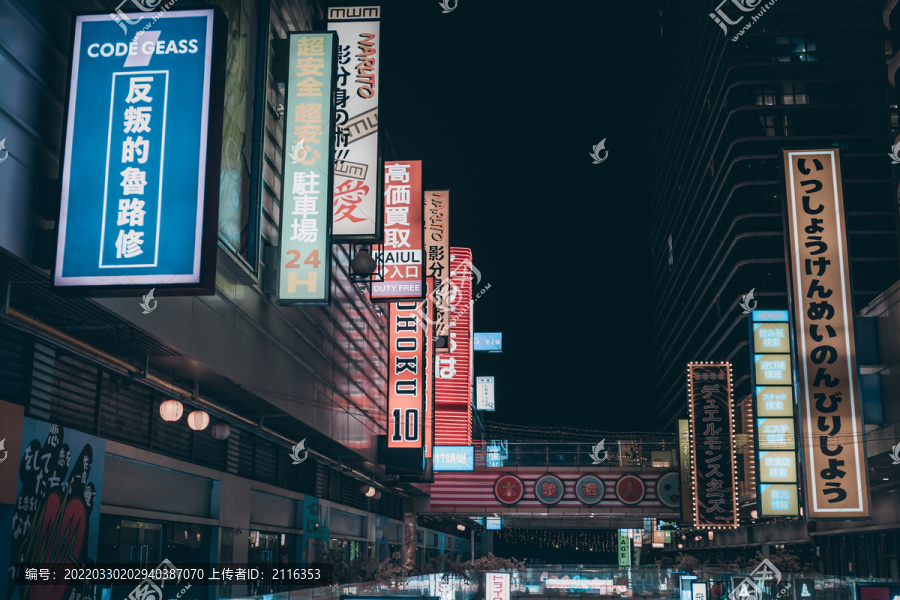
left=486, top=445, right=502, bottom=467
left=433, top=446, right=474, bottom=471
left=54, top=10, right=224, bottom=293
left=474, top=333, right=502, bottom=352
left=749, top=309, right=800, bottom=516
left=485, top=517, right=501, bottom=530
left=752, top=310, right=790, bottom=322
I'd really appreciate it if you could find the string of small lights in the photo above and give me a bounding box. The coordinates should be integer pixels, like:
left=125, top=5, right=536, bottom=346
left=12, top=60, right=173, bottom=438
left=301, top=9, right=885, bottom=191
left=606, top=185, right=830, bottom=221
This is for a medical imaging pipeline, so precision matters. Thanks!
left=494, top=528, right=618, bottom=552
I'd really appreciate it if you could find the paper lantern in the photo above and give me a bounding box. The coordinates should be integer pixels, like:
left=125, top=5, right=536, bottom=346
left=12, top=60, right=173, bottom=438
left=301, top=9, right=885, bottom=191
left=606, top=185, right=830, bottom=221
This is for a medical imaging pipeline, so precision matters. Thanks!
left=187, top=410, right=209, bottom=431
left=159, top=400, right=183, bottom=422
left=211, top=423, right=231, bottom=440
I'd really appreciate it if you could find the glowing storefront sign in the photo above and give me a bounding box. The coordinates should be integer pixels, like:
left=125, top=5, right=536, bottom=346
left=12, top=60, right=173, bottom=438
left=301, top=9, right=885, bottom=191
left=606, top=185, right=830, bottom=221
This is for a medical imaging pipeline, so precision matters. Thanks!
left=277, top=32, right=336, bottom=304
left=485, top=517, right=501, bottom=530
left=757, top=418, right=796, bottom=450
left=783, top=148, right=870, bottom=518
left=476, top=376, right=495, bottom=411
left=486, top=573, right=510, bottom=600
left=758, top=451, right=798, bottom=483
left=54, top=10, right=225, bottom=294
left=474, top=332, right=503, bottom=352
left=432, top=446, right=474, bottom=471
left=686, top=363, right=738, bottom=528
left=754, top=354, right=792, bottom=385
left=388, top=301, right=424, bottom=449
left=756, top=386, right=794, bottom=417
left=759, top=483, right=800, bottom=515
left=372, top=160, right=424, bottom=300
left=327, top=6, right=382, bottom=241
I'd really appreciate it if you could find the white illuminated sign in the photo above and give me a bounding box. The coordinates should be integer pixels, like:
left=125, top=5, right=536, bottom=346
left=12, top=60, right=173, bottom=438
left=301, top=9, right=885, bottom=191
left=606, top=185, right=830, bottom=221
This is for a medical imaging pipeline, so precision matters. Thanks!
left=476, top=376, right=495, bottom=411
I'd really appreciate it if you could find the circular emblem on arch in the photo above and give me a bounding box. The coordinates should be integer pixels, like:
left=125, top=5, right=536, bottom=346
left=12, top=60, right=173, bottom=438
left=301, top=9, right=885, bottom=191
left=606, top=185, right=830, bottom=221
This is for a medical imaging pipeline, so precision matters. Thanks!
left=574, top=474, right=605, bottom=505
left=494, top=474, right=525, bottom=505
left=615, top=474, right=646, bottom=505
left=534, top=474, right=565, bottom=505
left=656, top=471, right=681, bottom=509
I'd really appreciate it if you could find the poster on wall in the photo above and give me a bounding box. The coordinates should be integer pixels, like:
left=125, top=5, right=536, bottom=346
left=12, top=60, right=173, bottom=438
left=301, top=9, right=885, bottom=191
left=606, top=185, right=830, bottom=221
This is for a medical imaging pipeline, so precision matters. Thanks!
left=8, top=419, right=106, bottom=600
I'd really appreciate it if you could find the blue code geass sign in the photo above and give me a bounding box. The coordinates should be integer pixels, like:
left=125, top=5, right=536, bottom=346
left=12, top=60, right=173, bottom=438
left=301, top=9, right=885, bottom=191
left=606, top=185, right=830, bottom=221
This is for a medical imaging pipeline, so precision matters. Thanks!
left=53, top=9, right=225, bottom=294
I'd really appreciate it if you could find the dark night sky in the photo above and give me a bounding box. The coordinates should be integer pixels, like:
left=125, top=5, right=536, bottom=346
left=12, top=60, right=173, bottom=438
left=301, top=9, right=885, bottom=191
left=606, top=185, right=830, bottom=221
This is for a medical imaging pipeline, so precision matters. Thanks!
left=371, top=1, right=655, bottom=431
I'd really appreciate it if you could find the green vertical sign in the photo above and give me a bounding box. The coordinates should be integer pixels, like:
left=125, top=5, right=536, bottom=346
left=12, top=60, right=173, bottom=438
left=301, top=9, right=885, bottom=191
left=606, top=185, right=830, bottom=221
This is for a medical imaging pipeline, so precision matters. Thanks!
left=278, top=32, right=336, bottom=305
left=618, top=531, right=631, bottom=568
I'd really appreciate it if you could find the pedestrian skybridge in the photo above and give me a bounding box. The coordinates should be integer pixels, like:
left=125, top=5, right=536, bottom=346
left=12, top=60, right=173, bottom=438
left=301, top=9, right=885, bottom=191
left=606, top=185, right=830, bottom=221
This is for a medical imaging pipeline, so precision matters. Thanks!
left=422, top=440, right=684, bottom=528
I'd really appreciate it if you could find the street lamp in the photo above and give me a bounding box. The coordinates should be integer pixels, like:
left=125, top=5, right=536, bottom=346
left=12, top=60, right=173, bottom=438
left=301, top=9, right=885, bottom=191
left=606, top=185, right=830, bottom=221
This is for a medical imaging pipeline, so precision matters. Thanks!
left=350, top=246, right=377, bottom=277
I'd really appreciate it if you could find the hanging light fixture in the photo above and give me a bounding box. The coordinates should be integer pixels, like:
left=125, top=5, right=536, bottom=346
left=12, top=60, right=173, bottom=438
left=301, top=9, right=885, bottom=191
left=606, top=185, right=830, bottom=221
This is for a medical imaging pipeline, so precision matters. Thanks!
left=350, top=245, right=377, bottom=277
left=211, top=423, right=231, bottom=440
left=159, top=400, right=184, bottom=422
left=751, top=509, right=758, bottom=519
left=457, top=524, right=466, bottom=531
left=187, top=410, right=210, bottom=431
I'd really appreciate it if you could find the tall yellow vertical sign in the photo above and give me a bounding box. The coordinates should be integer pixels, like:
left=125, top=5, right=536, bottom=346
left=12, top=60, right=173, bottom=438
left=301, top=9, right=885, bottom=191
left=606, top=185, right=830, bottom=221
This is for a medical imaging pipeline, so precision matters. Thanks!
left=782, top=149, right=870, bottom=519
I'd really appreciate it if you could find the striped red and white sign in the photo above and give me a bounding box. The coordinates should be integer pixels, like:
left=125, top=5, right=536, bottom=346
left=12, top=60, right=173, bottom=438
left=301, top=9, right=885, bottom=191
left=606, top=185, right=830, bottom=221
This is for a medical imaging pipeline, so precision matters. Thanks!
left=428, top=471, right=676, bottom=511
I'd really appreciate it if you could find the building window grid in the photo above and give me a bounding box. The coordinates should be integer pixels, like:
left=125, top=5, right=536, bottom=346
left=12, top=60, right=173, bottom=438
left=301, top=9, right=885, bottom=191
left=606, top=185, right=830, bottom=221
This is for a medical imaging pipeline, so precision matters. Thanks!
left=769, top=36, right=819, bottom=62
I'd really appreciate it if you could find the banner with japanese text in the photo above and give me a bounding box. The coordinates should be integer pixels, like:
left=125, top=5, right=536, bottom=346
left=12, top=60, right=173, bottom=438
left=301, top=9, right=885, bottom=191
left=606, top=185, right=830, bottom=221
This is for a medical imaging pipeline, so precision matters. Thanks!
left=388, top=300, right=425, bottom=449
left=53, top=10, right=225, bottom=294
left=425, top=190, right=451, bottom=349
left=423, top=278, right=435, bottom=458
left=434, top=248, right=473, bottom=445
left=687, top=362, right=738, bottom=528
left=327, top=6, right=382, bottom=241
left=783, top=148, right=870, bottom=519
left=372, top=160, right=424, bottom=301
left=277, top=32, right=336, bottom=305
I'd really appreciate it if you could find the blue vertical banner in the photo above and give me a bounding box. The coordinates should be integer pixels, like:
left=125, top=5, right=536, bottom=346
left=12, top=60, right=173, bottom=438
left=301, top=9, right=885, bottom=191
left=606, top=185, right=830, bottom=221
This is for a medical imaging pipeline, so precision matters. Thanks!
left=53, top=9, right=225, bottom=294
left=277, top=32, right=337, bottom=305
left=7, top=419, right=106, bottom=600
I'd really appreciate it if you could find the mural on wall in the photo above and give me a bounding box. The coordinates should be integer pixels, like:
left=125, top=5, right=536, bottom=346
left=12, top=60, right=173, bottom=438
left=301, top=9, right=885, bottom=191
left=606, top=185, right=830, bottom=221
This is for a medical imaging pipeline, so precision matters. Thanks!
left=7, top=419, right=105, bottom=600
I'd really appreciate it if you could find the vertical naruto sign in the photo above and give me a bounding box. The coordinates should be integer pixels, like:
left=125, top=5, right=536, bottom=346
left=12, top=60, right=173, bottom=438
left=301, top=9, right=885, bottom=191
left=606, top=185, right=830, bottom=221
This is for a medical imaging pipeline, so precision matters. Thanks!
left=372, top=160, right=424, bottom=301
left=328, top=6, right=382, bottom=241
left=687, top=362, right=738, bottom=528
left=425, top=190, right=450, bottom=350
left=783, top=148, right=870, bottom=519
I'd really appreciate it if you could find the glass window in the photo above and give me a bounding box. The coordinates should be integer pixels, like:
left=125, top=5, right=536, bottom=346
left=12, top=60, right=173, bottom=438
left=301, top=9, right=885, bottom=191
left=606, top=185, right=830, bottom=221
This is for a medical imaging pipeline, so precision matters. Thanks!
left=217, top=0, right=259, bottom=267
left=760, top=114, right=776, bottom=137
left=756, top=89, right=776, bottom=106
left=781, top=83, right=809, bottom=105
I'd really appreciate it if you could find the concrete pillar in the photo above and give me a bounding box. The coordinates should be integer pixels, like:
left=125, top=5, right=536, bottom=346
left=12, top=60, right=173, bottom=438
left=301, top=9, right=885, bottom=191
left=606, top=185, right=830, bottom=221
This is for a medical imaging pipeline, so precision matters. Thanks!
left=480, top=530, right=493, bottom=555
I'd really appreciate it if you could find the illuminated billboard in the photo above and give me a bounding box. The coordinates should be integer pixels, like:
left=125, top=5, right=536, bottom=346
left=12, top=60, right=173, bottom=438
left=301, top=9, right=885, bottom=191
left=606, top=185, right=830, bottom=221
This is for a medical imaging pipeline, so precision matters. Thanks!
left=425, top=191, right=450, bottom=347
left=754, top=354, right=792, bottom=385
left=388, top=301, right=424, bottom=449
left=758, top=451, right=798, bottom=483
left=372, top=160, right=424, bottom=301
left=686, top=362, right=738, bottom=528
left=53, top=10, right=226, bottom=295
left=749, top=309, right=801, bottom=517
left=434, top=249, right=473, bottom=445
left=432, top=446, right=474, bottom=471
left=476, top=376, right=495, bottom=411
left=783, top=148, right=870, bottom=518
left=486, top=573, right=510, bottom=600
left=757, top=418, right=796, bottom=451
left=485, top=517, right=501, bottom=530
left=327, top=6, right=382, bottom=241
left=277, top=32, right=336, bottom=305
left=678, top=419, right=692, bottom=524
left=474, top=333, right=503, bottom=352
